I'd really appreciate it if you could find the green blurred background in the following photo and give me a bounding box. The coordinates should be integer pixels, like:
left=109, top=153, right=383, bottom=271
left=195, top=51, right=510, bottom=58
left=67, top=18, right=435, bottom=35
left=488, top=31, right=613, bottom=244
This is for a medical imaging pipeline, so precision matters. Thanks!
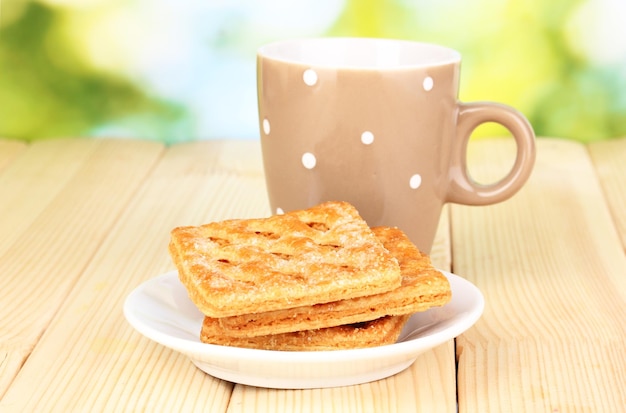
left=2, top=0, right=625, bottom=143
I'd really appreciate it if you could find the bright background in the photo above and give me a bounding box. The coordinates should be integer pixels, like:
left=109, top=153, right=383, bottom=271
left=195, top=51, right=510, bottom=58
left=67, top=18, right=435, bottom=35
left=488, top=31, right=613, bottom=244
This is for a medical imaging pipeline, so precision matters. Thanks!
left=2, top=0, right=625, bottom=143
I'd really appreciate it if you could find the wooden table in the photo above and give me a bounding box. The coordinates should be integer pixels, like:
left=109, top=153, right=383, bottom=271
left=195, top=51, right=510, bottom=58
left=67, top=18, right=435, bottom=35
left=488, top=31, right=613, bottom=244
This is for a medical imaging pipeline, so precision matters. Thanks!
left=0, top=136, right=624, bottom=412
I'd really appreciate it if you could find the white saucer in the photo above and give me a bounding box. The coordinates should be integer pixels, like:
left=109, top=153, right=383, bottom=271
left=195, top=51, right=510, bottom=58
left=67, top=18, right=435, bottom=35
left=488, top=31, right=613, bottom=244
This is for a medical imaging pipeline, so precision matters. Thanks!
left=124, top=270, right=483, bottom=389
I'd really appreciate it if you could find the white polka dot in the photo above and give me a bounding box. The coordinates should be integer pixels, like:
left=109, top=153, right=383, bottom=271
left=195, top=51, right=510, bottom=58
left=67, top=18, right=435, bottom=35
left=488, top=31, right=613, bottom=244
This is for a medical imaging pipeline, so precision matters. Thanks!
left=263, top=118, right=270, bottom=135
left=423, top=76, right=434, bottom=91
left=302, top=152, right=317, bottom=169
left=361, top=131, right=374, bottom=145
left=276, top=207, right=284, bottom=215
left=303, top=69, right=318, bottom=86
left=409, top=174, right=422, bottom=189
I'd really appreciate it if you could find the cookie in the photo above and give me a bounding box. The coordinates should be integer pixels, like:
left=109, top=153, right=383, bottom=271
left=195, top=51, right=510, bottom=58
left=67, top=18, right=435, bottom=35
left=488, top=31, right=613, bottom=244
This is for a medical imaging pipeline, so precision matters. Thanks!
left=200, top=314, right=411, bottom=351
left=169, top=201, right=402, bottom=317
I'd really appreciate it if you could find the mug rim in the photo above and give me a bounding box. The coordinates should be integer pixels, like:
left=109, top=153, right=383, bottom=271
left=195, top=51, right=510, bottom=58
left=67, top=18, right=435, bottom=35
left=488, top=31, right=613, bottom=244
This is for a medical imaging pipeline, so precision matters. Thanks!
left=257, top=37, right=461, bottom=69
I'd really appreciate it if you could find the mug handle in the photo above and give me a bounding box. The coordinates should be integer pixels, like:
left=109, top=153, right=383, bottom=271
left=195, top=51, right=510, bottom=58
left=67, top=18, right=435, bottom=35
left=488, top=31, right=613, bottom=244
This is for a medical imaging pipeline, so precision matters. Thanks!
left=447, top=102, right=536, bottom=205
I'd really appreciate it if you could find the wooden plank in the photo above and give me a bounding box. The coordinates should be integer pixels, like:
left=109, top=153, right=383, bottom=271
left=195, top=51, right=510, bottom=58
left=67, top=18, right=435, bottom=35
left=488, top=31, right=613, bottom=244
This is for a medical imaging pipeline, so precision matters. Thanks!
left=228, top=207, right=457, bottom=413
left=0, top=139, right=27, bottom=173
left=0, top=140, right=268, bottom=411
left=0, top=138, right=164, bottom=400
left=588, top=137, right=626, bottom=250
left=451, top=138, right=626, bottom=412
left=0, top=138, right=99, bottom=252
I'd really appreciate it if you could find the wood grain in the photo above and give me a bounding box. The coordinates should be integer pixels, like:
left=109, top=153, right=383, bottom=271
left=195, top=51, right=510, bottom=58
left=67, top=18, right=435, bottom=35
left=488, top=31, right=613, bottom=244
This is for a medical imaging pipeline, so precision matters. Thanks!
left=1, top=137, right=624, bottom=412
left=588, top=137, right=626, bottom=250
left=452, top=138, right=626, bottom=412
left=0, top=139, right=164, bottom=400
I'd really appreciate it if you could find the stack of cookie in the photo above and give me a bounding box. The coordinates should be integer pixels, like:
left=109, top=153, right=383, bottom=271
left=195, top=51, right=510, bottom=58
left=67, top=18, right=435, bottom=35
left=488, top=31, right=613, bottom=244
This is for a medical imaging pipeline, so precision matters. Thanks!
left=168, top=201, right=451, bottom=351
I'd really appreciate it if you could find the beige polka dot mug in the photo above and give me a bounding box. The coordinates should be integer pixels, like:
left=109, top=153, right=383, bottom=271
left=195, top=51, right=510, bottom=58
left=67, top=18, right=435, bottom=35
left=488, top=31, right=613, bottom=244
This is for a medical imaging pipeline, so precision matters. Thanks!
left=257, top=38, right=535, bottom=253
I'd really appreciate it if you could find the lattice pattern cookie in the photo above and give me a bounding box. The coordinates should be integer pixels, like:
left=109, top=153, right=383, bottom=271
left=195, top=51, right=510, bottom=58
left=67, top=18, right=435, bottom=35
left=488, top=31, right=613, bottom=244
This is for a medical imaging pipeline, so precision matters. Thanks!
left=169, top=201, right=402, bottom=318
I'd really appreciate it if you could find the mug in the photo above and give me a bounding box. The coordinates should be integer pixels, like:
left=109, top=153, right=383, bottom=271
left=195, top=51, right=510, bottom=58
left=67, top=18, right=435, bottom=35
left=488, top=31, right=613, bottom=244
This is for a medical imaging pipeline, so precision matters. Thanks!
left=256, top=37, right=535, bottom=253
